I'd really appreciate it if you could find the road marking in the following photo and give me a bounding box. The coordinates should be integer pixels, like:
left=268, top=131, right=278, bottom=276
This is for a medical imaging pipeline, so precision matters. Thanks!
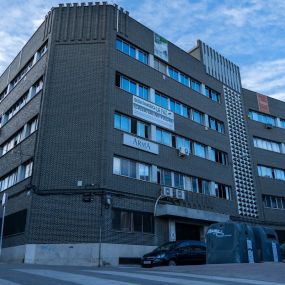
left=15, top=269, right=138, bottom=285
left=0, top=279, right=21, bottom=285
left=141, top=271, right=285, bottom=285
left=85, top=270, right=222, bottom=285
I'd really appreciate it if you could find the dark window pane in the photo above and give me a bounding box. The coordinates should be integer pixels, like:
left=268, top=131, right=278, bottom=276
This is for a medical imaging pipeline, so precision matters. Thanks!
left=133, top=212, right=142, bottom=232
left=143, top=214, right=154, bottom=233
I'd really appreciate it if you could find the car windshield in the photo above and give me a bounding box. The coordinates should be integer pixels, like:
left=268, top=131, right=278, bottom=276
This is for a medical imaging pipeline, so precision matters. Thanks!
left=154, top=242, right=177, bottom=252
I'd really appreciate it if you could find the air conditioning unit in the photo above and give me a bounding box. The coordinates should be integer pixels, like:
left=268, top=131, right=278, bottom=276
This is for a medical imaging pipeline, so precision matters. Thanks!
left=178, top=147, right=189, bottom=157
left=161, top=186, right=174, bottom=198
left=175, top=189, right=186, bottom=200
left=265, top=123, right=274, bottom=129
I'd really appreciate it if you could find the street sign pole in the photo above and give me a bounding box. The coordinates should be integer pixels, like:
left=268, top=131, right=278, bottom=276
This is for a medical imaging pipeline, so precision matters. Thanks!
left=0, top=193, right=8, bottom=257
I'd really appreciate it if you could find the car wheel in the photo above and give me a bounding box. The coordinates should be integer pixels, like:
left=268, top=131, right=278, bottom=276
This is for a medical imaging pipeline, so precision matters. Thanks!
left=168, top=260, right=176, bottom=266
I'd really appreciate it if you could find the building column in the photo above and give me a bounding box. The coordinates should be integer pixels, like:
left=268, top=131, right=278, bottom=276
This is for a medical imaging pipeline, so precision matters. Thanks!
left=149, top=54, right=154, bottom=68
left=169, top=219, right=176, bottom=241
left=149, top=88, right=155, bottom=103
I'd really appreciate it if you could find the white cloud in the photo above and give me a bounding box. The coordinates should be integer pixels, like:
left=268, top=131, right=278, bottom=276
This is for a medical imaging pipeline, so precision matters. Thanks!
left=241, top=59, right=285, bottom=101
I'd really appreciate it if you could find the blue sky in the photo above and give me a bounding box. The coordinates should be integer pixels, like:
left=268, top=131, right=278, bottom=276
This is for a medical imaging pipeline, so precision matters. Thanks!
left=1, top=0, right=285, bottom=101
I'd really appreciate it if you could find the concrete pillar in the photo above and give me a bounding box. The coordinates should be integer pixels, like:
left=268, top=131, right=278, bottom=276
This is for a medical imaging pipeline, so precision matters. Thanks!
left=169, top=219, right=176, bottom=241
left=150, top=125, right=156, bottom=141
left=201, top=83, right=206, bottom=96
left=204, top=114, right=209, bottom=128
left=206, top=146, right=212, bottom=160
left=209, top=181, right=216, bottom=197
left=151, top=165, right=157, bottom=183
left=149, top=88, right=155, bottom=103
left=149, top=54, right=154, bottom=68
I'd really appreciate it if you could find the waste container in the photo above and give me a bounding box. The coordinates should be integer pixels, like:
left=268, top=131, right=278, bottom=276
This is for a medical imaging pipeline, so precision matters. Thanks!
left=206, top=222, right=256, bottom=264
left=252, top=226, right=280, bottom=262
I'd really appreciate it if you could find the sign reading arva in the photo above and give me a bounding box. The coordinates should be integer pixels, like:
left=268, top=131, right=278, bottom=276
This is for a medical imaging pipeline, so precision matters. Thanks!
left=133, top=96, right=174, bottom=130
left=123, top=133, right=159, bottom=154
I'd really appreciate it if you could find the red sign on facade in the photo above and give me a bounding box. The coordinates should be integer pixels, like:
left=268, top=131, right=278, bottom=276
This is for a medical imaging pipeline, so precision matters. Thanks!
left=257, top=93, right=270, bottom=114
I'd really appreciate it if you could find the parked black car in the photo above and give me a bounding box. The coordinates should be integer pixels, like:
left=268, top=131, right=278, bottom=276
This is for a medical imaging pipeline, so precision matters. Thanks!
left=141, top=240, right=206, bottom=267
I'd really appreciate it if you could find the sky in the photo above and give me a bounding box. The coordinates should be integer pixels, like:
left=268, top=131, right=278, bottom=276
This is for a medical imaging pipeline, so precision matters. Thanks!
left=0, top=0, right=285, bottom=101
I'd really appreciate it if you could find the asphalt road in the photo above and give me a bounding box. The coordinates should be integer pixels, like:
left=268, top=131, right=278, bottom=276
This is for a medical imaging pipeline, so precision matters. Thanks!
left=0, top=262, right=284, bottom=285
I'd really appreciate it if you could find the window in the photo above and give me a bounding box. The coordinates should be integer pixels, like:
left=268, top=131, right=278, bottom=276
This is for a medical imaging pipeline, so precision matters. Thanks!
left=154, top=58, right=167, bottom=74
left=0, top=161, right=33, bottom=192
left=173, top=172, right=184, bottom=189
left=176, top=136, right=191, bottom=153
left=156, top=129, right=172, bottom=146
left=214, top=183, right=231, bottom=200
left=180, top=73, right=190, bottom=87
left=258, top=165, right=285, bottom=181
left=209, top=148, right=227, bottom=165
left=114, top=113, right=131, bottom=133
left=119, top=75, right=149, bottom=99
left=249, top=111, right=276, bottom=126
left=191, top=79, right=201, bottom=92
left=138, top=163, right=150, bottom=181
left=1, top=116, right=38, bottom=157
left=155, top=92, right=169, bottom=109
left=205, top=87, right=220, bottom=103
left=112, top=209, right=154, bottom=234
left=194, top=142, right=206, bottom=158
left=0, top=87, right=8, bottom=103
left=137, top=121, right=149, bottom=138
left=113, top=157, right=150, bottom=182
left=209, top=117, right=224, bottom=133
left=10, top=58, right=34, bottom=89
left=116, top=38, right=148, bottom=64
left=253, top=137, right=281, bottom=153
left=138, top=84, right=149, bottom=100
left=24, top=161, right=33, bottom=179
left=0, top=209, right=27, bottom=237
left=1, top=78, right=43, bottom=128
left=280, top=119, right=285, bottom=129
left=157, top=168, right=172, bottom=187
left=184, top=176, right=192, bottom=191
left=168, top=67, right=179, bottom=81
left=192, top=110, right=203, bottom=124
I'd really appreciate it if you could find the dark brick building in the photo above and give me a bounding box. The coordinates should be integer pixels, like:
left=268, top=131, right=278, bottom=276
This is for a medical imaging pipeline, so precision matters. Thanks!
left=0, top=2, right=284, bottom=265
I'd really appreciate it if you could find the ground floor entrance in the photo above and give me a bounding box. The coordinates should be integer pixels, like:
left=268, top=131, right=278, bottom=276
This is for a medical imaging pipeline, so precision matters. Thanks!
left=176, top=222, right=202, bottom=241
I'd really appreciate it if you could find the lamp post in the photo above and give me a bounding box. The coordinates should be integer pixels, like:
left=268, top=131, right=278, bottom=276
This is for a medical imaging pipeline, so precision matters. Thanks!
left=98, top=192, right=112, bottom=267
left=0, top=193, right=8, bottom=257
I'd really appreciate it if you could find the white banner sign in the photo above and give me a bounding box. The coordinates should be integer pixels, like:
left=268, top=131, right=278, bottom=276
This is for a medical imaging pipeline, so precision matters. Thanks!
left=133, top=96, right=174, bottom=130
left=123, top=133, right=159, bottom=154
left=154, top=33, right=169, bottom=62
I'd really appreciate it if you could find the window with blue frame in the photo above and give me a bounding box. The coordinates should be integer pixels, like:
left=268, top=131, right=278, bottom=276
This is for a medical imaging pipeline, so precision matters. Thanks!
left=209, top=117, right=224, bottom=133
left=194, top=142, right=206, bottom=158
left=205, top=87, right=220, bottom=103
left=119, top=75, right=149, bottom=100
left=280, top=119, right=285, bottom=128
left=138, top=84, right=149, bottom=100
left=114, top=113, right=131, bottom=133
left=156, top=129, right=172, bottom=146
left=191, top=79, right=201, bottom=92
left=138, top=50, right=148, bottom=64
left=249, top=110, right=276, bottom=126
left=168, top=67, right=179, bottom=81
left=155, top=92, right=169, bottom=109
left=180, top=73, right=190, bottom=87
left=116, top=38, right=148, bottom=64
left=176, top=136, right=191, bottom=153
left=192, top=110, right=203, bottom=124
